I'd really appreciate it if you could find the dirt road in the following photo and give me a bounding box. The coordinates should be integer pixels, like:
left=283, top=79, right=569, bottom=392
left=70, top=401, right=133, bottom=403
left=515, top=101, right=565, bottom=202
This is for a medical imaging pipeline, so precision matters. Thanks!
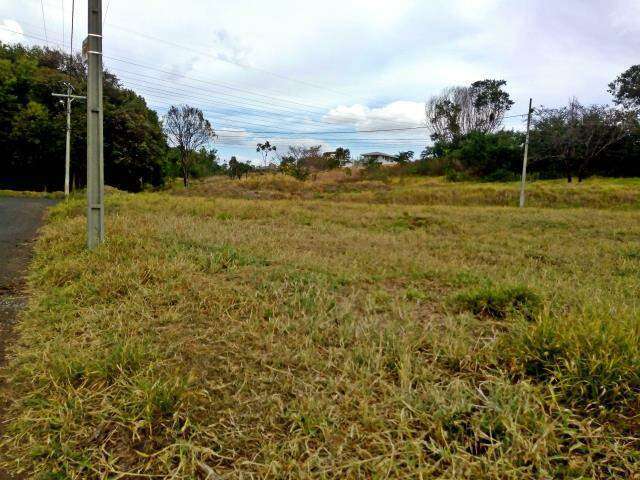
left=0, top=196, right=56, bottom=479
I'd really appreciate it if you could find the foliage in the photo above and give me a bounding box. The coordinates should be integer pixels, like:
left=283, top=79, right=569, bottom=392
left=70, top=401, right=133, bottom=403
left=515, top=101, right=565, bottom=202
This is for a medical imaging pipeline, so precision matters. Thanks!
left=530, top=98, right=637, bottom=182
left=416, top=131, right=524, bottom=181
left=395, top=150, right=414, bottom=164
left=0, top=42, right=167, bottom=192
left=277, top=145, right=345, bottom=179
left=609, top=64, right=640, bottom=110
left=164, top=147, right=223, bottom=180
left=279, top=156, right=310, bottom=180
left=228, top=156, right=253, bottom=179
left=256, top=141, right=277, bottom=167
left=164, top=105, right=216, bottom=187
left=333, top=147, right=351, bottom=167
left=425, top=79, right=514, bottom=142
left=417, top=70, right=640, bottom=183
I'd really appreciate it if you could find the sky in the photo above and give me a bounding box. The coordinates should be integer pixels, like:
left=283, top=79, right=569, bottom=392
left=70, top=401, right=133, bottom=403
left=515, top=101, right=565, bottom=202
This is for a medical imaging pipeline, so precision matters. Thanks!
left=1, top=0, right=639, bottom=164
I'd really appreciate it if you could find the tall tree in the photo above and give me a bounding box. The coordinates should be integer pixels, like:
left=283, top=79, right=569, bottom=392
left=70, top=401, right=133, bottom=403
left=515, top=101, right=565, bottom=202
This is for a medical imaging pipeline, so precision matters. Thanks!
left=425, top=79, right=514, bottom=143
left=334, top=147, right=351, bottom=167
left=256, top=141, right=277, bottom=167
left=609, top=65, right=640, bottom=110
left=164, top=105, right=216, bottom=187
left=228, top=156, right=252, bottom=179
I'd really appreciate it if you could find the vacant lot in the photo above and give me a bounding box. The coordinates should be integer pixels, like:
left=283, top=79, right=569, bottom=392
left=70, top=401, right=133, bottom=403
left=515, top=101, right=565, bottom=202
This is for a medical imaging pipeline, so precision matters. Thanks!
left=1, top=178, right=639, bottom=478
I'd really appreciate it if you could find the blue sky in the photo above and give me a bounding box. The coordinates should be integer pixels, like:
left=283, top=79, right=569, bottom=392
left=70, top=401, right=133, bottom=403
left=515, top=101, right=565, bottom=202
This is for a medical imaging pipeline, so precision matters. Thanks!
left=1, top=0, right=639, bottom=164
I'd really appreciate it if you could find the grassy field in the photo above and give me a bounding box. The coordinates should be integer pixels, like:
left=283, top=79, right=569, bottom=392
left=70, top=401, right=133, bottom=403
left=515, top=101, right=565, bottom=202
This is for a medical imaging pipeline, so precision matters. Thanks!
left=172, top=173, right=640, bottom=209
left=1, top=177, right=639, bottom=478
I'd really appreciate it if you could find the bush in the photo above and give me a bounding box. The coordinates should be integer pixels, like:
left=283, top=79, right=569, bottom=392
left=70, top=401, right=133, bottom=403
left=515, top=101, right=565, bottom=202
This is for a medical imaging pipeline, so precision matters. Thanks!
left=482, top=168, right=520, bottom=182
left=453, top=285, right=541, bottom=320
left=280, top=160, right=310, bottom=181
left=449, top=131, right=525, bottom=179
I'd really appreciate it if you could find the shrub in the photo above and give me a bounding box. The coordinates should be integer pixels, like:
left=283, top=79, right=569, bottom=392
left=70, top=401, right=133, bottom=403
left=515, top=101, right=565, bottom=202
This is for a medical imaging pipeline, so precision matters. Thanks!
left=453, top=285, right=541, bottom=320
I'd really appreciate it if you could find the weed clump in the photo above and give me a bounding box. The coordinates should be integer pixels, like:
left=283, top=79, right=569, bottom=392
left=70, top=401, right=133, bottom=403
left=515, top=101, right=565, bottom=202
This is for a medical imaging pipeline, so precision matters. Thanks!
left=453, top=285, right=541, bottom=320
left=499, top=311, right=640, bottom=415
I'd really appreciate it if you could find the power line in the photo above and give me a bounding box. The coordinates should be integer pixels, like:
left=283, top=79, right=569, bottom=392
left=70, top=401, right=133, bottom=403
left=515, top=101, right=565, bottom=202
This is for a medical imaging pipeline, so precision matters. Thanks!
left=39, top=0, right=48, bottom=43
left=61, top=0, right=64, bottom=48
left=120, top=76, right=424, bottom=130
left=105, top=55, right=338, bottom=114
left=3, top=17, right=344, bottom=114
left=107, top=22, right=350, bottom=98
left=104, top=0, right=112, bottom=24
left=0, top=24, right=433, bottom=132
left=117, top=75, right=346, bottom=125
left=69, top=0, right=74, bottom=73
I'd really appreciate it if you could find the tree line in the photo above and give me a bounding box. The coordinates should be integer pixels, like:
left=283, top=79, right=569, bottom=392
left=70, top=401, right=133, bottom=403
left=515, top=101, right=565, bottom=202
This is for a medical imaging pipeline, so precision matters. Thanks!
left=418, top=69, right=640, bottom=182
left=0, top=43, right=224, bottom=192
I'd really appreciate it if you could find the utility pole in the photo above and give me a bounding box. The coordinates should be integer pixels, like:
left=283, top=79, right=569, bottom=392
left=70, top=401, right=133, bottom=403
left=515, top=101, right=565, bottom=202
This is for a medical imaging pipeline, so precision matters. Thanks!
left=86, top=0, right=104, bottom=248
left=52, top=84, right=86, bottom=197
left=519, top=98, right=533, bottom=208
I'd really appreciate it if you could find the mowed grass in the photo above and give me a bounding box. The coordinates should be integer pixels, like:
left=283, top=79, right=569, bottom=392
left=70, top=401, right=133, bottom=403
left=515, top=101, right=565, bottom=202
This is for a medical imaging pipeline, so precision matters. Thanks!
left=173, top=173, right=640, bottom=209
left=1, top=181, right=640, bottom=478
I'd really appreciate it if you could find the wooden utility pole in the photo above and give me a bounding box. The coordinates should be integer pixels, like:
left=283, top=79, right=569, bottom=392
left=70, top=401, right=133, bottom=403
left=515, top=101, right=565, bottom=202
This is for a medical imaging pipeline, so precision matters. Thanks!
left=519, top=98, right=533, bottom=208
left=52, top=84, right=86, bottom=197
left=86, top=0, right=104, bottom=248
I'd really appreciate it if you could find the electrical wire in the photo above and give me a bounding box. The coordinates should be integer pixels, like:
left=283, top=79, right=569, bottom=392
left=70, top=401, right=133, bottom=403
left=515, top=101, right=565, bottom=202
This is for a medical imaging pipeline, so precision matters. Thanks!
left=69, top=0, right=74, bottom=76
left=61, top=0, right=64, bottom=49
left=104, top=0, right=112, bottom=24
left=107, top=22, right=350, bottom=98
left=118, top=76, right=424, bottom=130
left=40, top=0, right=48, bottom=43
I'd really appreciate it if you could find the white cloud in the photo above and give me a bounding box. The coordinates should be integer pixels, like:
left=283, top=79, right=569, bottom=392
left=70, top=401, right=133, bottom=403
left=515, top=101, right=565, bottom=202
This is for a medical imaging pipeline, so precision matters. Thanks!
left=610, top=1, right=640, bottom=34
left=324, top=101, right=425, bottom=130
left=0, top=19, right=24, bottom=44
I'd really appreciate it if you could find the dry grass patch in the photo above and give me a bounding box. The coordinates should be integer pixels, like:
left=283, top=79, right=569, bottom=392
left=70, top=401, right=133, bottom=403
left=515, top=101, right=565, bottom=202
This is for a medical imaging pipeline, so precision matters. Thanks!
left=1, top=191, right=639, bottom=478
left=174, top=174, right=640, bottom=209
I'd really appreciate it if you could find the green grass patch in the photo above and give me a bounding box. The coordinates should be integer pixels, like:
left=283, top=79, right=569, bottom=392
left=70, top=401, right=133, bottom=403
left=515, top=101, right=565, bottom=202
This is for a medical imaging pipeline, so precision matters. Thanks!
left=452, top=285, right=541, bottom=320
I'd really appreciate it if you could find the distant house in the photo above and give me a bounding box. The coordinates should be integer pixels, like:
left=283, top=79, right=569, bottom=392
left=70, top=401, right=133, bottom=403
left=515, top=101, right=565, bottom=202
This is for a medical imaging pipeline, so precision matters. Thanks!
left=360, top=152, right=398, bottom=164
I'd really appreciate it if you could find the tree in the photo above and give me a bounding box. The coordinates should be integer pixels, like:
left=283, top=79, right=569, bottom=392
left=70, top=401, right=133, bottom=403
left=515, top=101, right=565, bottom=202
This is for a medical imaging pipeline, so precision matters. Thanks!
left=425, top=79, right=514, bottom=143
left=334, top=147, right=351, bottom=167
left=164, top=147, right=222, bottom=180
left=531, top=98, right=636, bottom=182
left=279, top=145, right=324, bottom=170
left=450, top=131, right=524, bottom=180
left=609, top=65, right=640, bottom=110
left=228, top=156, right=252, bottom=179
left=0, top=43, right=168, bottom=192
left=164, top=105, right=216, bottom=187
left=256, top=141, right=277, bottom=167
left=395, top=151, right=414, bottom=164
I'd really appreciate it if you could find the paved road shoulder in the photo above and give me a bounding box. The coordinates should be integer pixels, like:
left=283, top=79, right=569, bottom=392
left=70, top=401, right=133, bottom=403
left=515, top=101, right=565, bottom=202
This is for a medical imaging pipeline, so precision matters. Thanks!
left=0, top=196, right=56, bottom=480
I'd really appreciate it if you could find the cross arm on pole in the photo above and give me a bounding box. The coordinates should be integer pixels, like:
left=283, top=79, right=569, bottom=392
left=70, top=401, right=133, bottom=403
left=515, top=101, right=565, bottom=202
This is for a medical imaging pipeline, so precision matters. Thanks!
left=52, top=93, right=87, bottom=100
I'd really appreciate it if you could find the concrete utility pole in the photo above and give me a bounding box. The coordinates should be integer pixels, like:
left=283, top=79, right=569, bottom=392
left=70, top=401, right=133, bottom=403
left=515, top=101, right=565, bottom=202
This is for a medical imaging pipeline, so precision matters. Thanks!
left=519, top=98, right=533, bottom=208
left=86, top=0, right=104, bottom=248
left=52, top=84, right=86, bottom=197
